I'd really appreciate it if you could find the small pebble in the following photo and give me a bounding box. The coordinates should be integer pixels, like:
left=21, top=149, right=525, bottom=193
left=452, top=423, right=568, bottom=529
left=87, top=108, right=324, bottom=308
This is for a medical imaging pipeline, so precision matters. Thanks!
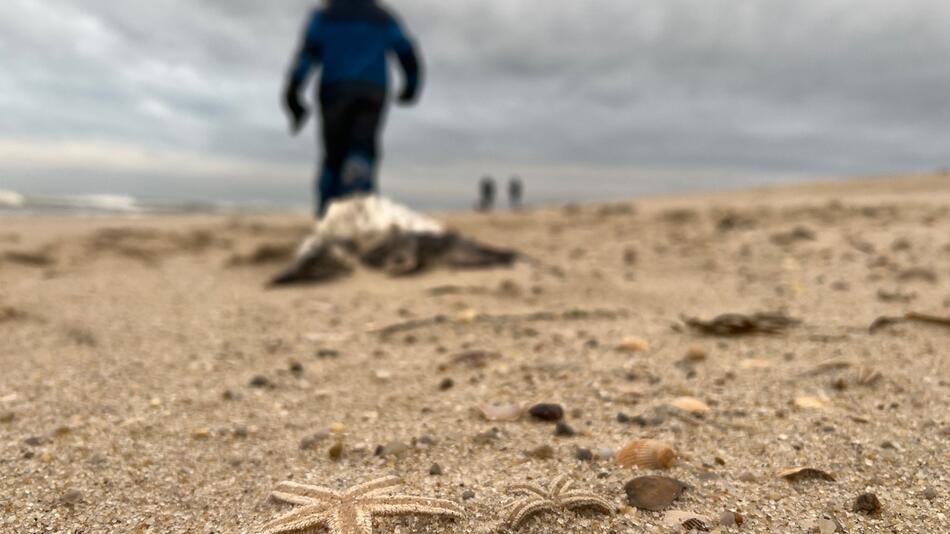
left=61, top=489, right=84, bottom=505
left=922, top=487, right=938, bottom=501
left=300, top=432, right=329, bottom=450
left=462, top=490, right=476, bottom=500
left=529, top=403, right=564, bottom=422
left=328, top=442, right=344, bottom=461
left=526, top=445, right=555, bottom=460
left=575, top=448, right=593, bottom=462
left=685, top=345, right=707, bottom=362
left=719, top=511, right=743, bottom=527
left=24, top=436, right=45, bottom=447
left=853, top=493, right=882, bottom=515
left=249, top=375, right=270, bottom=388
left=429, top=463, right=443, bottom=476
left=417, top=434, right=437, bottom=446
left=380, top=440, right=409, bottom=457
left=317, top=349, right=340, bottom=358
left=554, top=422, right=576, bottom=437
left=289, top=361, right=304, bottom=376
left=438, top=377, right=455, bottom=391
left=472, top=429, right=499, bottom=445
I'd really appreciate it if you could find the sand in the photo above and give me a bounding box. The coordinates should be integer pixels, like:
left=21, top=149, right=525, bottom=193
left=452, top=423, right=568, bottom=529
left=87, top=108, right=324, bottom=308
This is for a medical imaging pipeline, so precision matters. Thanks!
left=1, top=174, right=948, bottom=533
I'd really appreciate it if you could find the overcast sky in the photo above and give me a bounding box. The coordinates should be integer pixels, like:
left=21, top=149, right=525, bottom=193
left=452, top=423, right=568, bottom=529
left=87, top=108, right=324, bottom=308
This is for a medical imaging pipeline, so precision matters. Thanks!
left=1, top=0, right=949, bottom=209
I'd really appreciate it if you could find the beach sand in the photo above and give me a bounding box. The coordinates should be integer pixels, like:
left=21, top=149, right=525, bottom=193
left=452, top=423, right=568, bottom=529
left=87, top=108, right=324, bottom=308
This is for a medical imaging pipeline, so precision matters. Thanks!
left=1, top=174, right=948, bottom=533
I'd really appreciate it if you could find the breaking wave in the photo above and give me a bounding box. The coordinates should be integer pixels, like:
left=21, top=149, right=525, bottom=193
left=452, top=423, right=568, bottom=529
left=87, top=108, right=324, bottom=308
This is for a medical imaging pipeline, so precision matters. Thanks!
left=0, top=190, right=230, bottom=215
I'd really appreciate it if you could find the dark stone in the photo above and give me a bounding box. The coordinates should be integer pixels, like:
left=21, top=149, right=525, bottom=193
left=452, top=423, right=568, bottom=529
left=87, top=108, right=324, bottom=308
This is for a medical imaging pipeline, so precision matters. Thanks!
left=429, top=463, right=443, bottom=476
left=529, top=403, right=564, bottom=422
left=438, top=377, right=455, bottom=391
left=300, top=432, right=329, bottom=450
left=617, top=412, right=648, bottom=426
left=462, top=490, right=476, bottom=500
left=575, top=448, right=593, bottom=462
left=554, top=422, right=576, bottom=437
left=249, top=375, right=271, bottom=388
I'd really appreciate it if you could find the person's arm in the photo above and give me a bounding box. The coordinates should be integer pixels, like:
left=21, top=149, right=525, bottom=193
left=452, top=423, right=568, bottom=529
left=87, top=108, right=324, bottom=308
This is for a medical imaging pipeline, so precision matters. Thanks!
left=284, top=12, right=323, bottom=134
left=387, top=20, right=423, bottom=105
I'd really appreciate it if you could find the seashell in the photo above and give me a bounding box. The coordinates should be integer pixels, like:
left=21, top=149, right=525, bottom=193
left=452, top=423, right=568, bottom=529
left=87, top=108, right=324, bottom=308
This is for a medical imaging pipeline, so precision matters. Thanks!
left=478, top=402, right=523, bottom=422
left=663, top=511, right=712, bottom=531
left=778, top=466, right=836, bottom=482
left=793, top=396, right=828, bottom=410
left=617, top=337, right=650, bottom=353
left=616, top=439, right=676, bottom=469
left=670, top=396, right=711, bottom=414
left=624, top=476, right=688, bottom=511
left=739, top=358, right=773, bottom=370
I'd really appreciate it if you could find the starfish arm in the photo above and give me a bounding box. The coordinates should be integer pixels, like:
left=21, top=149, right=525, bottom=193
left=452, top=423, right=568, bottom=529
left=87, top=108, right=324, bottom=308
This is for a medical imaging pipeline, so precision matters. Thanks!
left=362, top=495, right=465, bottom=519
left=260, top=505, right=331, bottom=534
left=330, top=507, right=374, bottom=534
left=346, top=475, right=403, bottom=497
left=558, top=492, right=616, bottom=514
left=270, top=491, right=319, bottom=507
left=503, top=496, right=556, bottom=530
left=549, top=475, right=575, bottom=498
left=506, top=484, right=550, bottom=499
left=274, top=481, right=341, bottom=504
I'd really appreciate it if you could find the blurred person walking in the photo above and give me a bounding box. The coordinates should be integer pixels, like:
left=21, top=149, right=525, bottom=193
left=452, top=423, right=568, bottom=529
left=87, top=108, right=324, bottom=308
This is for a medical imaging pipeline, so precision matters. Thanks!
left=283, top=0, right=423, bottom=217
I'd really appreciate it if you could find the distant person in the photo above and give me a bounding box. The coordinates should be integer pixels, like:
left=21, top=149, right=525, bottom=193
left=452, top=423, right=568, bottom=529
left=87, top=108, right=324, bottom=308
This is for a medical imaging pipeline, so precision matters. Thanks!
left=478, top=176, right=496, bottom=212
left=283, top=0, right=423, bottom=218
left=508, top=176, right=523, bottom=210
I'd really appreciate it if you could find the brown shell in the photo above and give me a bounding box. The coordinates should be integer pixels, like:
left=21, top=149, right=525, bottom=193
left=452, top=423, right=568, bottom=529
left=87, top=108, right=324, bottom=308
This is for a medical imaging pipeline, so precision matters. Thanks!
left=624, top=476, right=688, bottom=511
left=616, top=439, right=676, bottom=469
left=777, top=467, right=836, bottom=482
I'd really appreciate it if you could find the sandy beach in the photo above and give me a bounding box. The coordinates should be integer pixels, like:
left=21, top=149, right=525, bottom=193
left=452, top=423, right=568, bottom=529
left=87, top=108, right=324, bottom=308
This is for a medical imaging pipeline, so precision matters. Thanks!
left=1, top=174, right=948, bottom=533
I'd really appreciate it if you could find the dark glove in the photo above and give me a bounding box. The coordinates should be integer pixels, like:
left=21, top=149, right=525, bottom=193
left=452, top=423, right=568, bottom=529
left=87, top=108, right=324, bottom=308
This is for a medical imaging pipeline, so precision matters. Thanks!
left=283, top=85, right=310, bottom=134
left=397, top=84, right=418, bottom=106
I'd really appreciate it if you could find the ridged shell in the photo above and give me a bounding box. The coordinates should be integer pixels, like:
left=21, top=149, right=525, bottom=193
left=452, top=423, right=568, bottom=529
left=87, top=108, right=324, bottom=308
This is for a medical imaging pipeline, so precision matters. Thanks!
left=663, top=511, right=712, bottom=530
left=616, top=439, right=676, bottom=469
left=624, top=476, right=688, bottom=511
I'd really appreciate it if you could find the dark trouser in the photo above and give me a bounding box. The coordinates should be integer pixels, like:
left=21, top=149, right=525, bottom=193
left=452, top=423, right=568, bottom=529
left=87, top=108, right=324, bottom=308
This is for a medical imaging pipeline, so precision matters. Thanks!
left=316, top=83, right=387, bottom=217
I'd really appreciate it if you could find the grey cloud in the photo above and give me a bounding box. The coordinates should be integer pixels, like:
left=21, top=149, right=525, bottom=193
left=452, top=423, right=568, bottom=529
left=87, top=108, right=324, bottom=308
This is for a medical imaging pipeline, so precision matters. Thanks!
left=1, top=0, right=949, bottom=207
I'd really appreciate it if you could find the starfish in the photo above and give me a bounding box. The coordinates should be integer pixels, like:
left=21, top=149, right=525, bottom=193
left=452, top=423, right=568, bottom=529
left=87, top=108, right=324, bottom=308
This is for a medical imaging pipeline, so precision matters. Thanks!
left=261, top=475, right=464, bottom=534
left=502, top=474, right=615, bottom=530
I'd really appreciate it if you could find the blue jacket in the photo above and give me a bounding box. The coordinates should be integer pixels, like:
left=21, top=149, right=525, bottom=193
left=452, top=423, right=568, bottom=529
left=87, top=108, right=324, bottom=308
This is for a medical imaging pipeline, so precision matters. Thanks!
left=290, top=0, right=421, bottom=98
